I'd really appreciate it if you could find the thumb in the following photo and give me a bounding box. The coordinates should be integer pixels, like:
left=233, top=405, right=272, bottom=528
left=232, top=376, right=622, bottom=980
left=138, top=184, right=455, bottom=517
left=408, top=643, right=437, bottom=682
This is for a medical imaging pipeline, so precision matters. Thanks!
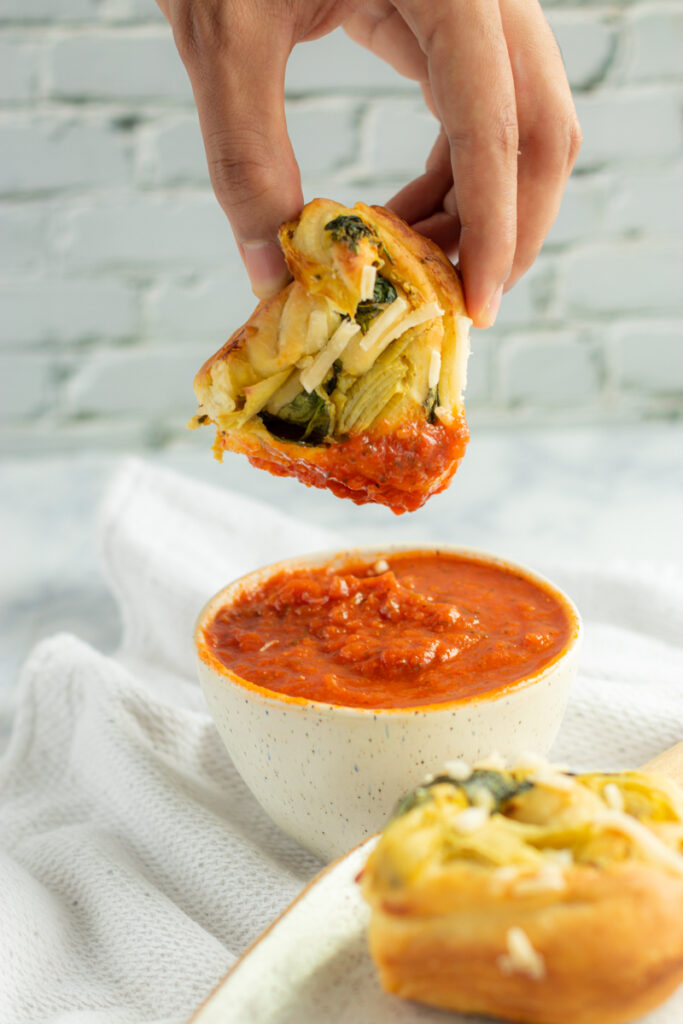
left=175, top=13, right=303, bottom=297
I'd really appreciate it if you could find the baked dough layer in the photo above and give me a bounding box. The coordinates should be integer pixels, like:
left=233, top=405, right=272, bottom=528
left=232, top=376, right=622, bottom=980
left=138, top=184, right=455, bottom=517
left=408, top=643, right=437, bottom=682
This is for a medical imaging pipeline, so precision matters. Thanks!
left=190, top=199, right=471, bottom=513
left=361, top=763, right=683, bottom=1024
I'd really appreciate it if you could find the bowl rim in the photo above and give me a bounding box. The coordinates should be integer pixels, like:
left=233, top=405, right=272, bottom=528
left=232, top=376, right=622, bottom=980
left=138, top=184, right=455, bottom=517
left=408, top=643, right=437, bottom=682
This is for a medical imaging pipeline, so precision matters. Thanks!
left=194, top=544, right=582, bottom=717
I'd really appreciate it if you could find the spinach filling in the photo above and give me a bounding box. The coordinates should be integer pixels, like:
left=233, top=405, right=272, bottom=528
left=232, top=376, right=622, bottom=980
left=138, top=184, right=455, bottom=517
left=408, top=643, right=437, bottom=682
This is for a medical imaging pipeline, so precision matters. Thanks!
left=260, top=360, right=344, bottom=446
left=355, top=274, right=398, bottom=334
left=260, top=390, right=331, bottom=446
left=325, top=214, right=377, bottom=252
left=424, top=384, right=439, bottom=423
left=391, top=769, right=533, bottom=821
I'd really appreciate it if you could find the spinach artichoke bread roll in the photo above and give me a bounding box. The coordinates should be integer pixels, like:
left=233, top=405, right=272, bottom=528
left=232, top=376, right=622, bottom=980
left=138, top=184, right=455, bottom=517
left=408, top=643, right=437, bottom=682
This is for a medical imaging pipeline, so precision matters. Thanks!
left=190, top=199, right=471, bottom=514
left=360, top=758, right=683, bottom=1024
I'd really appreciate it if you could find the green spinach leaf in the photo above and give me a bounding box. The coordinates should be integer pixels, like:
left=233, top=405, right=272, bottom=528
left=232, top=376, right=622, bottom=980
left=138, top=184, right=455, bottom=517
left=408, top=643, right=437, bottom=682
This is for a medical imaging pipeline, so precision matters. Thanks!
left=325, top=215, right=376, bottom=252
left=355, top=274, right=398, bottom=334
left=390, top=769, right=533, bottom=821
left=372, top=274, right=397, bottom=305
left=424, top=384, right=439, bottom=423
left=260, top=390, right=331, bottom=446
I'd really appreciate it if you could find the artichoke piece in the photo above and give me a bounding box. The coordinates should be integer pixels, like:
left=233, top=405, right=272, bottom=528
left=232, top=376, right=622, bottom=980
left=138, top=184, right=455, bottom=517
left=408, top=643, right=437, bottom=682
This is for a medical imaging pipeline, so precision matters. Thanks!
left=338, top=336, right=415, bottom=435
left=217, top=368, right=291, bottom=430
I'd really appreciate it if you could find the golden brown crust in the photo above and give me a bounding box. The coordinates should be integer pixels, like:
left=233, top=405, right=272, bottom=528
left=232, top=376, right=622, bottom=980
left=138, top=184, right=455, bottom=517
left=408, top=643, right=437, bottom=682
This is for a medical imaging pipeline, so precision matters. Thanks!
left=362, top=202, right=466, bottom=316
left=194, top=289, right=290, bottom=388
left=361, top=766, right=683, bottom=1023
left=367, top=863, right=683, bottom=1024
left=279, top=198, right=386, bottom=316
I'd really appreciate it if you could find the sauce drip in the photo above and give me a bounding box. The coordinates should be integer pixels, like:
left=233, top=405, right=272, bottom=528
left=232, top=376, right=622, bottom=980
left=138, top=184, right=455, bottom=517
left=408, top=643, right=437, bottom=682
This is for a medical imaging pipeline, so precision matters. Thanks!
left=221, top=415, right=469, bottom=515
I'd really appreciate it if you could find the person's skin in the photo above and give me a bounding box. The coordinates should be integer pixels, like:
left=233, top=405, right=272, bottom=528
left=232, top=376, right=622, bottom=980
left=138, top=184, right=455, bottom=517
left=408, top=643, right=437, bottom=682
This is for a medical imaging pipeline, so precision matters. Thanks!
left=156, top=0, right=581, bottom=328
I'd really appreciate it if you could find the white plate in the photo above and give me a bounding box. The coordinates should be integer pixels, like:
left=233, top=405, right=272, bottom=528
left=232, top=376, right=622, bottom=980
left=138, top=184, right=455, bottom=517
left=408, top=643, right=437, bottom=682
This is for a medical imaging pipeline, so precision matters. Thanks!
left=189, top=835, right=682, bottom=1024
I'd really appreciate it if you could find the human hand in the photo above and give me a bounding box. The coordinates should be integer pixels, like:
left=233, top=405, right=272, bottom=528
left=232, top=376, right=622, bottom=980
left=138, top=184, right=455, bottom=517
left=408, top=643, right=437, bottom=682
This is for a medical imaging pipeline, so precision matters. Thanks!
left=157, top=0, right=581, bottom=328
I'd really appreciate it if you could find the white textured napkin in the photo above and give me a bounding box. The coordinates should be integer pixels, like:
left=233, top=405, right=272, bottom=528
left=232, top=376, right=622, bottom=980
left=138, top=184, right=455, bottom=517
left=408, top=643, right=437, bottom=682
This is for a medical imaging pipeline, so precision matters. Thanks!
left=1, top=458, right=682, bottom=1024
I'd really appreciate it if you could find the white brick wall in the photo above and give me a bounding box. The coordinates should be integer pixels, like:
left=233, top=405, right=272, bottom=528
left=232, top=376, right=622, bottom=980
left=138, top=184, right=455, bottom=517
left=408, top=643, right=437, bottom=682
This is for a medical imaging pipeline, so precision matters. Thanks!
left=0, top=278, right=138, bottom=345
left=51, top=31, right=193, bottom=102
left=499, top=331, right=602, bottom=409
left=0, top=114, right=132, bottom=192
left=0, top=0, right=681, bottom=455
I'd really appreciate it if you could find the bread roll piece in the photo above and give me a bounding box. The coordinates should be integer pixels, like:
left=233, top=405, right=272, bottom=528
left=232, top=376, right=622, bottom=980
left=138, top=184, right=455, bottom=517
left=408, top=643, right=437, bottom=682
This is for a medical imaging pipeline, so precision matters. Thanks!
left=190, top=199, right=471, bottom=513
left=360, top=759, right=683, bottom=1024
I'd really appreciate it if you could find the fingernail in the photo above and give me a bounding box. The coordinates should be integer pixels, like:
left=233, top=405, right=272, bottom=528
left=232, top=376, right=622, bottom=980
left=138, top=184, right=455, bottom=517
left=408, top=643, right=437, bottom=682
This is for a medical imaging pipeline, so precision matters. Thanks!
left=481, top=284, right=504, bottom=328
left=241, top=240, right=290, bottom=299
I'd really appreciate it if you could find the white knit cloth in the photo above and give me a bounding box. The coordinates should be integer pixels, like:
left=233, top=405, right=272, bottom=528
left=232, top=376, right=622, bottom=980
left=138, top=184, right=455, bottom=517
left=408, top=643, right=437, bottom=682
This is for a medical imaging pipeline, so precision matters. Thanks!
left=1, top=459, right=681, bottom=1024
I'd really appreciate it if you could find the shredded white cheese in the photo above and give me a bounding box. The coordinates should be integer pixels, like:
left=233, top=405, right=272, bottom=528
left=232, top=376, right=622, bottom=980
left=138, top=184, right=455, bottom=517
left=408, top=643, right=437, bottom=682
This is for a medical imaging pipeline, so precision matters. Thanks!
left=358, top=296, right=409, bottom=353
left=473, top=751, right=507, bottom=772
left=444, top=759, right=472, bottom=781
left=452, top=806, right=489, bottom=834
left=265, top=371, right=303, bottom=415
left=360, top=264, right=377, bottom=301
left=498, top=927, right=546, bottom=981
left=343, top=300, right=444, bottom=378
left=360, top=300, right=443, bottom=353
left=591, top=810, right=683, bottom=876
left=492, top=865, right=522, bottom=884
left=515, top=751, right=551, bottom=772
left=373, top=559, right=390, bottom=574
left=428, top=349, right=441, bottom=390
left=471, top=788, right=496, bottom=812
left=603, top=783, right=625, bottom=811
left=451, top=315, right=471, bottom=398
left=436, top=314, right=471, bottom=419
left=530, top=769, right=575, bottom=792
left=300, top=318, right=360, bottom=393
left=545, top=848, right=574, bottom=867
left=304, top=308, right=331, bottom=354
left=512, top=863, right=567, bottom=895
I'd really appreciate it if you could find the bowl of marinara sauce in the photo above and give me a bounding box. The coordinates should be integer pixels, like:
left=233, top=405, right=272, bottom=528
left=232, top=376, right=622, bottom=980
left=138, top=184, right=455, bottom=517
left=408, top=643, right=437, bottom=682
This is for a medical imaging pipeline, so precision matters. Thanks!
left=194, top=547, right=582, bottom=861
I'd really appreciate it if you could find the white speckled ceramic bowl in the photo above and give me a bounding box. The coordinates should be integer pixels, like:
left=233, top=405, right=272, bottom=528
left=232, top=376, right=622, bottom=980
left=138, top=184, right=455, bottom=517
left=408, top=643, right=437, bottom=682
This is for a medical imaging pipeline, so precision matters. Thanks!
left=195, top=546, right=582, bottom=862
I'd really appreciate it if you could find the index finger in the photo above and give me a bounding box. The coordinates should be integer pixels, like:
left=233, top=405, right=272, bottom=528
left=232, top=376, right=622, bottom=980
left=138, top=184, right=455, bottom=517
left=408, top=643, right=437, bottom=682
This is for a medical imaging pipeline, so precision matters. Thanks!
left=158, top=0, right=302, bottom=297
left=396, top=0, right=518, bottom=326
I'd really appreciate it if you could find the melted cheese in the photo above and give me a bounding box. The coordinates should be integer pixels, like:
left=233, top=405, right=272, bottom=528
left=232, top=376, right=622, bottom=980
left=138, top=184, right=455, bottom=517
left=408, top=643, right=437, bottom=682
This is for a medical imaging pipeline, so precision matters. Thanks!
left=343, top=299, right=442, bottom=377
left=265, top=370, right=303, bottom=415
left=592, top=810, right=683, bottom=876
left=436, top=314, right=472, bottom=420
left=359, top=297, right=410, bottom=353
left=498, top=928, right=546, bottom=981
left=305, top=308, right=331, bottom=354
left=300, top=318, right=361, bottom=393
left=360, top=264, right=378, bottom=301
left=428, top=349, right=441, bottom=390
left=452, top=806, right=490, bottom=834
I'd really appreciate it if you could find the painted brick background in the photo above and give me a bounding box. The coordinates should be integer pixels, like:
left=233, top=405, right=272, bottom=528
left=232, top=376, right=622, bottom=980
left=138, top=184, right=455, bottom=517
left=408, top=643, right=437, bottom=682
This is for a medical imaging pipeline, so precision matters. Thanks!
left=0, top=1, right=681, bottom=455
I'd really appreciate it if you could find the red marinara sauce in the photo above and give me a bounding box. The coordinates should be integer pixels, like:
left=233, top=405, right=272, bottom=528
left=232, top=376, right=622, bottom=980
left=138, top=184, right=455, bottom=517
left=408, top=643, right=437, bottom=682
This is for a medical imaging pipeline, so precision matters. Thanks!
left=221, top=413, right=469, bottom=515
left=201, top=552, right=573, bottom=710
